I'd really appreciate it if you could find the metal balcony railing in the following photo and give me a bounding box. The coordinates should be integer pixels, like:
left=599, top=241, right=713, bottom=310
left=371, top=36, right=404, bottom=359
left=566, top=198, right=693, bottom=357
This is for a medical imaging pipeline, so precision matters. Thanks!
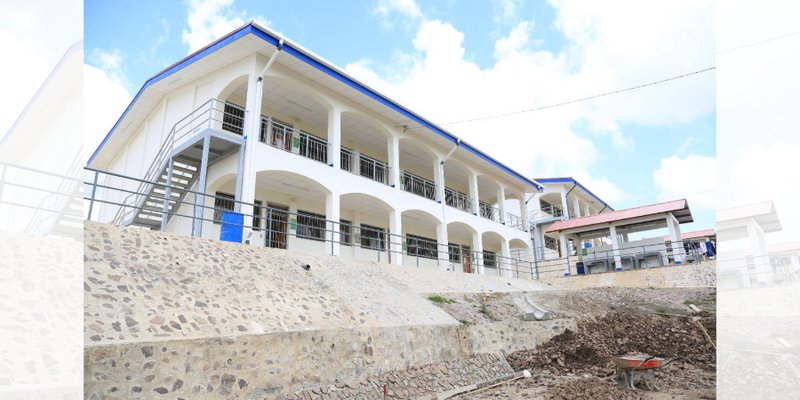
left=340, top=147, right=391, bottom=185
left=505, top=212, right=525, bottom=230
left=479, top=201, right=502, bottom=223
left=540, top=202, right=563, bottom=218
left=444, top=187, right=471, bottom=213
left=401, top=171, right=437, bottom=201
left=258, top=118, right=328, bottom=164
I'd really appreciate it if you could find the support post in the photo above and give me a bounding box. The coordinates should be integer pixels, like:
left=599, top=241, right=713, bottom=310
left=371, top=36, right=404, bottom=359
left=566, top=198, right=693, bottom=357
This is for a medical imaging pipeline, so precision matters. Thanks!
left=388, top=134, right=400, bottom=187
left=501, top=239, right=511, bottom=277
left=160, top=157, right=174, bottom=231
left=436, top=221, right=448, bottom=269
left=610, top=224, right=623, bottom=270
left=389, top=209, right=403, bottom=265
left=240, top=61, right=263, bottom=243
left=473, top=232, right=484, bottom=274
left=192, top=134, right=210, bottom=237
left=497, top=186, right=506, bottom=224
left=469, top=173, right=479, bottom=215
left=666, top=213, right=684, bottom=264
left=559, top=233, right=570, bottom=276
left=325, top=192, right=340, bottom=256
left=327, top=107, right=341, bottom=169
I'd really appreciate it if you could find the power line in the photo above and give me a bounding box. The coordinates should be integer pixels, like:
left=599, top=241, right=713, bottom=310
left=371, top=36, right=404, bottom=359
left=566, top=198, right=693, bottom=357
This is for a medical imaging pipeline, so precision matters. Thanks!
left=717, top=30, right=800, bottom=54
left=405, top=67, right=716, bottom=129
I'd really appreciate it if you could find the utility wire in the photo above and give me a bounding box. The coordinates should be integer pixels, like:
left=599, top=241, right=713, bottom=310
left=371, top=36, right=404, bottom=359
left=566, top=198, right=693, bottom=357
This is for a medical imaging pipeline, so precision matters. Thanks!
left=403, top=67, right=716, bottom=129
left=718, top=30, right=800, bottom=54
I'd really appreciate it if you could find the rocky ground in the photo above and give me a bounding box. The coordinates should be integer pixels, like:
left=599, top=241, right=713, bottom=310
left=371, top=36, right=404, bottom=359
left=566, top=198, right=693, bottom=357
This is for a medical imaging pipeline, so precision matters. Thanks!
left=433, top=288, right=717, bottom=399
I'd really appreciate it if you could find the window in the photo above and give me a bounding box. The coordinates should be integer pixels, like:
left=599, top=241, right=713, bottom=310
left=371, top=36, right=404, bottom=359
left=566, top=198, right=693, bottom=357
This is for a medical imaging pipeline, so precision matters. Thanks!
left=213, top=192, right=235, bottom=223
left=252, top=200, right=263, bottom=231
left=222, top=103, right=245, bottom=135
left=297, top=210, right=326, bottom=241
left=360, top=224, right=386, bottom=250
left=340, top=219, right=352, bottom=246
left=544, top=236, right=558, bottom=251
left=483, top=251, right=497, bottom=268
left=406, top=234, right=438, bottom=259
left=448, top=243, right=461, bottom=263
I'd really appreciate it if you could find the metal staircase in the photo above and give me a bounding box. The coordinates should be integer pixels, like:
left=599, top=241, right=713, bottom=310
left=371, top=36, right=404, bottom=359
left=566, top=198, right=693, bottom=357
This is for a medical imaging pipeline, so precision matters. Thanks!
left=113, top=99, right=245, bottom=230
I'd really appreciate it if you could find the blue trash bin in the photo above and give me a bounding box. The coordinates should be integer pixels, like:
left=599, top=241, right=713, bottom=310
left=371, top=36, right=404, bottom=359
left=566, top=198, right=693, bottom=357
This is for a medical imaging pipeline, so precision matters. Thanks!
left=220, top=212, right=244, bottom=243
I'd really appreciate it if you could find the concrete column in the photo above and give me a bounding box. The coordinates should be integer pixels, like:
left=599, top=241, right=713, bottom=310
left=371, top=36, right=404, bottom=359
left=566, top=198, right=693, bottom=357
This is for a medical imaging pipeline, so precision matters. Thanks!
left=519, top=197, right=529, bottom=232
left=666, top=213, right=684, bottom=264
left=501, top=239, right=512, bottom=277
left=327, top=107, right=341, bottom=169
left=436, top=221, right=448, bottom=269
left=469, top=173, right=479, bottom=215
left=325, top=192, right=340, bottom=256
left=433, top=158, right=444, bottom=202
left=240, top=65, right=263, bottom=241
left=389, top=209, right=403, bottom=265
left=559, top=233, right=570, bottom=275
left=746, top=217, right=769, bottom=284
left=610, top=225, right=623, bottom=270
left=472, top=232, right=484, bottom=274
left=497, top=186, right=506, bottom=224
left=573, top=197, right=581, bottom=218
left=388, top=134, right=400, bottom=188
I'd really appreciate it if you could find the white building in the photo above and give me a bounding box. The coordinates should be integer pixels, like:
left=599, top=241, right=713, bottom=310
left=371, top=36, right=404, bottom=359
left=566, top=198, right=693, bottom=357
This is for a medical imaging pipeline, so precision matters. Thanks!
left=86, top=22, right=542, bottom=276
left=527, top=177, right=613, bottom=259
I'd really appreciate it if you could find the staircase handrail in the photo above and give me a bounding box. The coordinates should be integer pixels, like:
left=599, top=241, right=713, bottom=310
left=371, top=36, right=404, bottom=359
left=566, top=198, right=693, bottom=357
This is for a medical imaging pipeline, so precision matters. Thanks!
left=111, top=98, right=228, bottom=225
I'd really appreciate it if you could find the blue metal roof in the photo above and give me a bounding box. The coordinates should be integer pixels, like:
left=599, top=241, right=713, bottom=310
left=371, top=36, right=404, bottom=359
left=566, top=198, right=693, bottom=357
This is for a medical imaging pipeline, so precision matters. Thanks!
left=534, top=177, right=614, bottom=211
left=87, top=22, right=542, bottom=192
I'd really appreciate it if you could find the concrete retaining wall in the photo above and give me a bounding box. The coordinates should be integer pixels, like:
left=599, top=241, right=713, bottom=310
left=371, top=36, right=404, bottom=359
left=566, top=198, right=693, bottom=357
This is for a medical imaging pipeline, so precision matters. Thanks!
left=542, top=262, right=716, bottom=289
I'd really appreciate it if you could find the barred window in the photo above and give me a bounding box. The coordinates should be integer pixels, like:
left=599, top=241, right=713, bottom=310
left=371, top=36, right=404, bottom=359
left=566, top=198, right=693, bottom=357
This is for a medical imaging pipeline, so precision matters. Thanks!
left=448, top=243, right=461, bottom=263
left=297, top=210, right=326, bottom=241
left=483, top=251, right=497, bottom=268
left=544, top=236, right=558, bottom=251
left=253, top=200, right=263, bottom=231
left=360, top=224, right=386, bottom=250
left=213, top=192, right=235, bottom=223
left=222, top=102, right=245, bottom=135
left=406, top=234, right=438, bottom=259
left=340, top=219, right=352, bottom=246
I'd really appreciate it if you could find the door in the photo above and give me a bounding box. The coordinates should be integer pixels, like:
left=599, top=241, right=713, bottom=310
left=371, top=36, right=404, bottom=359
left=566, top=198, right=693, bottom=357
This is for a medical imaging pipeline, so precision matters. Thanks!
left=271, top=120, right=293, bottom=151
left=462, top=245, right=472, bottom=273
left=265, top=203, right=289, bottom=249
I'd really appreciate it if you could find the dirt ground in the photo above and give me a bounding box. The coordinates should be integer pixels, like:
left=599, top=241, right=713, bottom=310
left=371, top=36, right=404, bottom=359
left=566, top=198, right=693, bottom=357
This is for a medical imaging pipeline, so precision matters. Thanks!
left=429, top=287, right=717, bottom=399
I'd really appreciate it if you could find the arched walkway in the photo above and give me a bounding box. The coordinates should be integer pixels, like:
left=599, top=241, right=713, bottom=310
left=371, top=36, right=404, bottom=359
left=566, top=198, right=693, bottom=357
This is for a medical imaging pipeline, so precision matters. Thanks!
left=443, top=158, right=472, bottom=213
left=399, top=137, right=438, bottom=201
left=340, top=111, right=391, bottom=184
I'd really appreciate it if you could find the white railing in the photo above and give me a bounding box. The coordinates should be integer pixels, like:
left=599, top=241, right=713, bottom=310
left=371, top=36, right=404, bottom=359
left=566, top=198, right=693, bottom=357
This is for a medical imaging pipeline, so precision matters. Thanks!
left=113, top=98, right=238, bottom=225
left=444, top=187, right=471, bottom=213
left=479, top=201, right=501, bottom=223
left=401, top=171, right=437, bottom=201
left=341, top=147, right=391, bottom=185
left=259, top=118, right=328, bottom=164
left=505, top=212, right=525, bottom=230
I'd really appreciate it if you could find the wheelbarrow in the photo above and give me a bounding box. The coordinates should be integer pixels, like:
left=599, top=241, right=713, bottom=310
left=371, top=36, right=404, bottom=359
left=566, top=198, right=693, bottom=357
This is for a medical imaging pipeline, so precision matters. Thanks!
left=612, top=354, right=676, bottom=391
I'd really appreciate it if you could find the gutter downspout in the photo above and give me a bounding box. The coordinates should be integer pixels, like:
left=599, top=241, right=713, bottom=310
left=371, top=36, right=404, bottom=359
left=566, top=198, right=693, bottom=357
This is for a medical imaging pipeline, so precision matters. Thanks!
left=243, top=40, right=283, bottom=243
left=564, top=183, right=578, bottom=219
left=439, top=139, right=460, bottom=271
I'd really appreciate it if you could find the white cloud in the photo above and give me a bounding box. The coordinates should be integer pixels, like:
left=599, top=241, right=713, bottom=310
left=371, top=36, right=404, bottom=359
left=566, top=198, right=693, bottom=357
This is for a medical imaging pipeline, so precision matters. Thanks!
left=150, top=18, right=170, bottom=55
left=84, top=64, right=133, bottom=153
left=373, top=0, right=423, bottom=28
left=182, top=0, right=270, bottom=53
left=88, top=48, right=128, bottom=89
left=652, top=154, right=716, bottom=211
left=493, top=0, right=522, bottom=25
left=345, top=2, right=713, bottom=207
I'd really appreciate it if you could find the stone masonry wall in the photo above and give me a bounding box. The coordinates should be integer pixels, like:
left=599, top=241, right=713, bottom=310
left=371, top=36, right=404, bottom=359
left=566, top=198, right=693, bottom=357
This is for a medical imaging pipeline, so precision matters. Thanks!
left=542, top=262, right=717, bottom=289
left=463, top=319, right=577, bottom=355
left=282, top=353, right=514, bottom=400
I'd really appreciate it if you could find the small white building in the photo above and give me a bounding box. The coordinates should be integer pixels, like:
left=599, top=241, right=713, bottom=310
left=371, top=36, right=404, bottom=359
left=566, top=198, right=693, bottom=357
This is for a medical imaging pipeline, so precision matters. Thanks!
left=86, top=22, right=542, bottom=276
left=527, top=177, right=614, bottom=260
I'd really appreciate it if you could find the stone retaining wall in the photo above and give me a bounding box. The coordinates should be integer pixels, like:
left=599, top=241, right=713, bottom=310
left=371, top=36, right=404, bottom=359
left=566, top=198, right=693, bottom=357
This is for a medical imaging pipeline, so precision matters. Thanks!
left=542, top=262, right=716, bottom=289
left=281, top=353, right=514, bottom=400
left=463, top=319, right=577, bottom=354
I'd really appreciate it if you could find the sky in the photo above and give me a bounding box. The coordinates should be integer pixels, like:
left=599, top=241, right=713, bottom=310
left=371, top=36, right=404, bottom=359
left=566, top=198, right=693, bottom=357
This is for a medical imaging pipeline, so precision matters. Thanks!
left=84, top=0, right=717, bottom=234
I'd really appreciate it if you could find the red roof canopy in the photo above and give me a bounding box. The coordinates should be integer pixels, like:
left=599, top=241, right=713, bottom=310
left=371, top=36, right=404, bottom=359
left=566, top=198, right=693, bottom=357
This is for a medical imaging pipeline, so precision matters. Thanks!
left=546, top=199, right=692, bottom=233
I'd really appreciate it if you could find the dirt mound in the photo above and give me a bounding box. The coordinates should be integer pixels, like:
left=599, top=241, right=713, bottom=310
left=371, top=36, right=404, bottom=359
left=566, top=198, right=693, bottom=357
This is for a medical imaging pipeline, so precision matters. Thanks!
left=544, top=377, right=644, bottom=400
left=507, top=311, right=716, bottom=374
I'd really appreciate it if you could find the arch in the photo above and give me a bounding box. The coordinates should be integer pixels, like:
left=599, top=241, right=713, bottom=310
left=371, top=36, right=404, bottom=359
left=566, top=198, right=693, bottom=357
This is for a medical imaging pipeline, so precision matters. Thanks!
left=509, top=238, right=530, bottom=250
left=401, top=208, right=442, bottom=227
left=206, top=172, right=238, bottom=194
left=216, top=74, right=249, bottom=103
left=476, top=174, right=501, bottom=204
left=341, top=111, right=391, bottom=164
left=340, top=192, right=395, bottom=216
left=261, top=75, right=331, bottom=140
left=447, top=221, right=476, bottom=245
left=254, top=169, right=332, bottom=195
